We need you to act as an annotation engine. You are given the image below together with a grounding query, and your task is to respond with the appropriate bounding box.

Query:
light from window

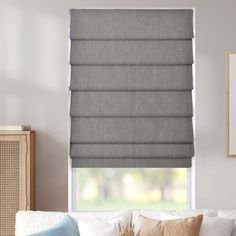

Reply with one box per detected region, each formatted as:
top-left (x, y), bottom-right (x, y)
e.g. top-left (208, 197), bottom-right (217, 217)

top-left (72, 168), bottom-right (188, 211)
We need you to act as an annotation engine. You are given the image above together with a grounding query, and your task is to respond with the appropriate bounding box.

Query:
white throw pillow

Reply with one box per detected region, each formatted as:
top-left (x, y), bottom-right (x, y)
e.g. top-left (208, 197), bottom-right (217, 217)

top-left (78, 217), bottom-right (124, 236)
top-left (200, 216), bottom-right (234, 236)
top-left (161, 212), bottom-right (234, 236)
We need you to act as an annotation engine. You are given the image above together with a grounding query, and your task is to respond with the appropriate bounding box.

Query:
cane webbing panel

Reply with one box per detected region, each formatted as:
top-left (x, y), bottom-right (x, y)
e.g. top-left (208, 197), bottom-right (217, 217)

top-left (0, 141), bottom-right (20, 236)
top-left (70, 9), bottom-right (194, 167)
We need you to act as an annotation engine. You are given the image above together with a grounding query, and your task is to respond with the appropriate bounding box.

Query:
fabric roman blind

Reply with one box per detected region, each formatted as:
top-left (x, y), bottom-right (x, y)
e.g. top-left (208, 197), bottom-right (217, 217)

top-left (70, 9), bottom-right (194, 168)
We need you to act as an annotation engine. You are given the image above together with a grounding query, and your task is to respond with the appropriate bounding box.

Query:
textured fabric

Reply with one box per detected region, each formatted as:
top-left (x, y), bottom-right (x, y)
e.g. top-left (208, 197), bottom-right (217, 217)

top-left (70, 40), bottom-right (193, 65)
top-left (70, 144), bottom-right (194, 158)
top-left (70, 66), bottom-right (193, 91)
top-left (139, 215), bottom-right (203, 236)
top-left (70, 9), bottom-right (193, 40)
top-left (72, 158), bottom-right (191, 168)
top-left (161, 213), bottom-right (234, 236)
top-left (70, 9), bottom-right (194, 167)
top-left (71, 117), bottom-right (193, 143)
top-left (71, 91), bottom-right (193, 117)
top-left (28, 216), bottom-right (80, 236)
top-left (71, 143), bottom-right (193, 167)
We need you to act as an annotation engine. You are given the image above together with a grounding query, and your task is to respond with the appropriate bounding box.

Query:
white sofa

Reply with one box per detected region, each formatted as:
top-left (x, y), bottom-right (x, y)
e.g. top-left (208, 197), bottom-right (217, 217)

top-left (16, 209), bottom-right (236, 236)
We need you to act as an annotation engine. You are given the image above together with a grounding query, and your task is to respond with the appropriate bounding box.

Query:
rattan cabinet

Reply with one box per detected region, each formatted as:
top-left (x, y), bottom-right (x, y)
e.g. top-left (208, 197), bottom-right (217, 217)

top-left (0, 130), bottom-right (35, 236)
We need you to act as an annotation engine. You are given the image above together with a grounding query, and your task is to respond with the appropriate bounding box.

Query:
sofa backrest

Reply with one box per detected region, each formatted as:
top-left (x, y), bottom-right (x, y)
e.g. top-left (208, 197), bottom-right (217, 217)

top-left (15, 210), bottom-right (131, 236)
top-left (16, 209), bottom-right (236, 236)
top-left (217, 210), bottom-right (236, 236)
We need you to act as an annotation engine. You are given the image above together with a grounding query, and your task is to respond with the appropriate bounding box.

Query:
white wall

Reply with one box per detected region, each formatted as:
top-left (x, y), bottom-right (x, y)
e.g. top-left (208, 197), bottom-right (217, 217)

top-left (0, 0), bottom-right (236, 211)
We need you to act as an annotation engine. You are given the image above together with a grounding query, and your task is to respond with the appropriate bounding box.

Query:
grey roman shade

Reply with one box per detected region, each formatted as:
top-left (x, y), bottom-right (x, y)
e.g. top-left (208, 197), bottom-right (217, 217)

top-left (70, 9), bottom-right (194, 168)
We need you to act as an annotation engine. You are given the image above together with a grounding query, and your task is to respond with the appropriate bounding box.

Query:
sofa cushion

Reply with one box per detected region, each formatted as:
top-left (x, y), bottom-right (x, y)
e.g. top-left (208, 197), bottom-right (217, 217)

top-left (132, 209), bottom-right (216, 233)
top-left (28, 215), bottom-right (80, 236)
top-left (78, 216), bottom-right (124, 236)
top-left (15, 211), bottom-right (131, 236)
top-left (138, 214), bottom-right (203, 236)
top-left (162, 212), bottom-right (234, 236)
top-left (199, 217), bottom-right (234, 236)
top-left (217, 210), bottom-right (236, 236)
top-left (132, 209), bottom-right (162, 233)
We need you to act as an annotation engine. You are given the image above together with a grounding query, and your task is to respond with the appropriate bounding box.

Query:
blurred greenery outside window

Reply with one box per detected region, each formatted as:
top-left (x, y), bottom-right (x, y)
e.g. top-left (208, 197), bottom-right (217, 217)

top-left (73, 168), bottom-right (189, 210)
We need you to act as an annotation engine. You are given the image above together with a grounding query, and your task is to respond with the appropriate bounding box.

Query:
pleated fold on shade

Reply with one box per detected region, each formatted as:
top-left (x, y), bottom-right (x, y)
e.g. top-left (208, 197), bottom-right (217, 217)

top-left (70, 9), bottom-right (194, 168)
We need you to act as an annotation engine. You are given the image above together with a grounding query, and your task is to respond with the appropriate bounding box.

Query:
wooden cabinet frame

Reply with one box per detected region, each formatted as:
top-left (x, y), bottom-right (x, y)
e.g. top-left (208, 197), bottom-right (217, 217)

top-left (0, 130), bottom-right (35, 236)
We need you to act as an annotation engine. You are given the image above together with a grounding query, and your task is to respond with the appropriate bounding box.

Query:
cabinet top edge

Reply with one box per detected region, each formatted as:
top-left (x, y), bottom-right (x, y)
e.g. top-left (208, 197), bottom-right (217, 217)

top-left (0, 130), bottom-right (35, 135)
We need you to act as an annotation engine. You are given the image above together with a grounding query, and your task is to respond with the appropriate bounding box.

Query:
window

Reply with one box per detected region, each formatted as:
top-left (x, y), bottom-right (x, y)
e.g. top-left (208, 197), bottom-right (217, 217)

top-left (69, 9), bottom-right (194, 211)
top-left (72, 168), bottom-right (189, 211)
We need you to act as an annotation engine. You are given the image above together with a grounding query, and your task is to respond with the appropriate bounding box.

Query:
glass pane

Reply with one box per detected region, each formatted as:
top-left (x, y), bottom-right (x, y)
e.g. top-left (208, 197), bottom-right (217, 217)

top-left (73, 168), bottom-right (188, 211)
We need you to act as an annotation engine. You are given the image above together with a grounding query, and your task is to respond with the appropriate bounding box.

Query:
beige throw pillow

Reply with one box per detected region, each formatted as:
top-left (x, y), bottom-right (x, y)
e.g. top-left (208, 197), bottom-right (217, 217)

top-left (139, 214), bottom-right (203, 236)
